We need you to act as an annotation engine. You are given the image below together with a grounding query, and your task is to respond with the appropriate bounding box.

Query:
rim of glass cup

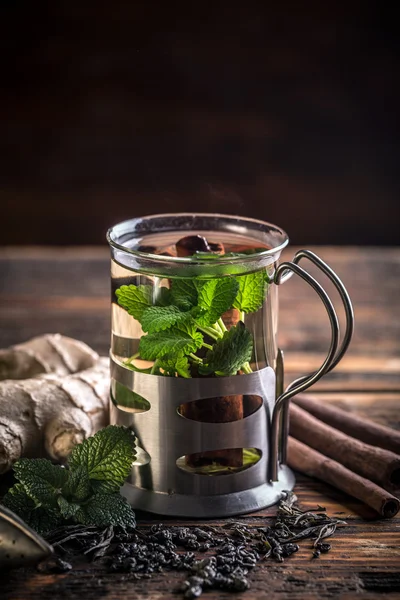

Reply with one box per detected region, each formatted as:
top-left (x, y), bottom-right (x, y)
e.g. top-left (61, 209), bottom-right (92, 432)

top-left (107, 213), bottom-right (289, 265)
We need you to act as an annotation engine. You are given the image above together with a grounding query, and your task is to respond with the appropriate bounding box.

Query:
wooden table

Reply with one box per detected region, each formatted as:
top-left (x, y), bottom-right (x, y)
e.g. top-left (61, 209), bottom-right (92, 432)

top-left (1, 246), bottom-right (399, 599)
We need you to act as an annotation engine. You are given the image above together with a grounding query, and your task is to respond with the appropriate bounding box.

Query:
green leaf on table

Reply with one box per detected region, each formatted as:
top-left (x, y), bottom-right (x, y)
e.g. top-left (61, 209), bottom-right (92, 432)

top-left (199, 322), bottom-right (253, 376)
top-left (62, 466), bottom-right (91, 502)
top-left (138, 324), bottom-right (203, 360)
top-left (157, 354), bottom-right (191, 378)
top-left (68, 425), bottom-right (136, 494)
top-left (170, 279), bottom-right (199, 310)
top-left (196, 277), bottom-right (239, 326)
top-left (115, 284), bottom-right (153, 320)
top-left (2, 483), bottom-right (37, 522)
top-left (3, 426), bottom-right (139, 535)
top-left (57, 496), bottom-right (80, 520)
top-left (233, 270), bottom-right (268, 313)
top-left (2, 483), bottom-right (62, 535)
top-left (13, 458), bottom-right (68, 507)
top-left (75, 493), bottom-right (136, 528)
top-left (26, 507), bottom-right (62, 535)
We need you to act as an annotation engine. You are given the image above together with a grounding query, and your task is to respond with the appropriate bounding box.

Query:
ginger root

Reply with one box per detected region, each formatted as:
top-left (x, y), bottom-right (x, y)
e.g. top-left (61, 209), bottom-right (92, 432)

top-left (0, 335), bottom-right (109, 474)
top-left (0, 333), bottom-right (99, 381)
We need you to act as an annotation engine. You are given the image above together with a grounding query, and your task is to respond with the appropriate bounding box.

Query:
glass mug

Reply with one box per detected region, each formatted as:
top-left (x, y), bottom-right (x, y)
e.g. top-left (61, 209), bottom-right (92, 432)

top-left (107, 213), bottom-right (354, 517)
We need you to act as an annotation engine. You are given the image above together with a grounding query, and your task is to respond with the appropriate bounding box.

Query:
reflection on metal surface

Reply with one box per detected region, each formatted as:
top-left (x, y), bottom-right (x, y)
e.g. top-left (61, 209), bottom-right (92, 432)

top-left (121, 466), bottom-right (295, 518)
top-left (133, 445), bottom-right (151, 466)
top-left (110, 359), bottom-right (294, 516)
top-left (0, 506), bottom-right (53, 569)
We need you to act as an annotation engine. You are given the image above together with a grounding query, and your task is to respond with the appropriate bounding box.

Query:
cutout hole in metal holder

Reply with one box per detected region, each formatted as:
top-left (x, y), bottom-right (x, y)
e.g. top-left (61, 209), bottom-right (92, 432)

top-left (176, 448), bottom-right (262, 476)
top-left (177, 395), bottom-right (263, 422)
top-left (111, 379), bottom-right (151, 413)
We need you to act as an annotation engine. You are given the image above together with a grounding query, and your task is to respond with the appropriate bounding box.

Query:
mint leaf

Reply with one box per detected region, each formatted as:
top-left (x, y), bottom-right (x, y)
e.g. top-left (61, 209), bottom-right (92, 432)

top-left (139, 325), bottom-right (203, 360)
top-left (2, 483), bottom-right (36, 522)
top-left (196, 277), bottom-right (239, 326)
top-left (141, 305), bottom-right (186, 333)
top-left (170, 279), bottom-right (199, 310)
top-left (57, 496), bottom-right (80, 520)
top-left (75, 493), bottom-right (136, 528)
top-left (3, 426), bottom-right (139, 534)
top-left (63, 466), bottom-right (91, 502)
top-left (140, 305), bottom-right (202, 334)
top-left (200, 322), bottom-right (253, 376)
top-left (27, 507), bottom-right (62, 535)
top-left (116, 284), bottom-right (153, 320)
top-left (13, 459), bottom-right (68, 507)
top-left (2, 484), bottom-right (62, 535)
top-left (68, 425), bottom-right (136, 494)
top-left (233, 271), bottom-right (268, 313)
top-left (158, 354), bottom-right (191, 378)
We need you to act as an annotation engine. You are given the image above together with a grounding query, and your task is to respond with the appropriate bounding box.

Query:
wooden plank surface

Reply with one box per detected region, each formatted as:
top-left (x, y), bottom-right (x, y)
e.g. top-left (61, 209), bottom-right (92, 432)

top-left (0, 246), bottom-right (399, 599)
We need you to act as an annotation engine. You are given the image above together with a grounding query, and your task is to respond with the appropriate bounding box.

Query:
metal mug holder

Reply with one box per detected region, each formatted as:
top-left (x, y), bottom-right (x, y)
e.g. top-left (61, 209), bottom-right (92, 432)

top-left (110, 249), bottom-right (354, 517)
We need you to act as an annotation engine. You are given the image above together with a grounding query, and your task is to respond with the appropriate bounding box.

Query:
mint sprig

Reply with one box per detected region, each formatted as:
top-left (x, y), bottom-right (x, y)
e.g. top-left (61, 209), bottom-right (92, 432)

top-left (116, 265), bottom-right (268, 378)
top-left (12, 459), bottom-right (69, 507)
top-left (1, 425), bottom-right (136, 534)
top-left (68, 426), bottom-right (135, 494)
top-left (75, 493), bottom-right (136, 528)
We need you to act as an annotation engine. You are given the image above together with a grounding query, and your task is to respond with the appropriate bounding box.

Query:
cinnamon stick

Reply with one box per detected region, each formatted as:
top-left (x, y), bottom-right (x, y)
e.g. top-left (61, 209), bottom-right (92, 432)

top-left (290, 403), bottom-right (400, 493)
top-left (288, 437), bottom-right (400, 518)
top-left (294, 393), bottom-right (400, 455)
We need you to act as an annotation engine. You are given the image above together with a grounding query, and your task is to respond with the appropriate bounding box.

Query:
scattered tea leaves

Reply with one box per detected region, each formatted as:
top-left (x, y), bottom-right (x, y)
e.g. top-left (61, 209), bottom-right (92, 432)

top-left (42, 491), bottom-right (345, 598)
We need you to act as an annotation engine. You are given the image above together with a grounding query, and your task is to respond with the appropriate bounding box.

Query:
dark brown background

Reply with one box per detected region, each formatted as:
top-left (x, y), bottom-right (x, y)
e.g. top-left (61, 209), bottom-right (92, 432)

top-left (1, 2), bottom-right (399, 245)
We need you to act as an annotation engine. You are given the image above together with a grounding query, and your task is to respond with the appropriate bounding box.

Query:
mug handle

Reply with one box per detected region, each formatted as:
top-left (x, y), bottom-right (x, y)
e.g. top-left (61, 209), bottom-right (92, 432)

top-left (269, 249), bottom-right (355, 481)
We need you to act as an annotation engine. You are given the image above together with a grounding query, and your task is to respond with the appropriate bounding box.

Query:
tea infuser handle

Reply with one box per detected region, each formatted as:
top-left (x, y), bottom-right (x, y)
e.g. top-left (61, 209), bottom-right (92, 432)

top-left (269, 251), bottom-right (354, 481)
